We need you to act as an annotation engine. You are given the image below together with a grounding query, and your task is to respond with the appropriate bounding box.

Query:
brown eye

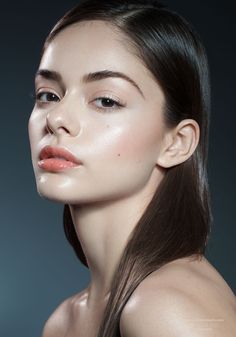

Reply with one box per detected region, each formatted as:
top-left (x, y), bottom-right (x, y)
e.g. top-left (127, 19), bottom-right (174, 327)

top-left (98, 98), bottom-right (117, 107)
top-left (36, 92), bottom-right (60, 103)
top-left (93, 97), bottom-right (124, 111)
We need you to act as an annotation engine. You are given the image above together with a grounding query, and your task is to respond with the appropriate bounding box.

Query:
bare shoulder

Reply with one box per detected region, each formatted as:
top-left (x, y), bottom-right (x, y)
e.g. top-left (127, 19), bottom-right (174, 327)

top-left (120, 255), bottom-right (236, 337)
top-left (41, 289), bottom-right (87, 337)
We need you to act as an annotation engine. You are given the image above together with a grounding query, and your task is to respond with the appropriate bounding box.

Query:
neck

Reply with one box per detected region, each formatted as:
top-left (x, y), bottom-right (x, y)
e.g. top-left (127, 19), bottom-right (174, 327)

top-left (69, 171), bottom-right (163, 306)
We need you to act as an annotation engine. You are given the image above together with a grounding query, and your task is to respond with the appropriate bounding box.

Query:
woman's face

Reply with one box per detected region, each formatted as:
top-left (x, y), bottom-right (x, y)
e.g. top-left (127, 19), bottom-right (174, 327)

top-left (28, 20), bottom-right (166, 204)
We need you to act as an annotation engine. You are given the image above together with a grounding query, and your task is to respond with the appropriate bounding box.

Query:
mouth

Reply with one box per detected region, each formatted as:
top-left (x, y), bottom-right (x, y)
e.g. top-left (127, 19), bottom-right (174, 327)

top-left (38, 145), bottom-right (81, 172)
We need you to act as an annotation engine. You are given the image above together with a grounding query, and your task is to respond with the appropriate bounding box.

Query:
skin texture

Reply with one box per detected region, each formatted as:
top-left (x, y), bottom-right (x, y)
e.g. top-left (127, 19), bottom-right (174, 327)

top-left (28, 21), bottom-right (236, 337)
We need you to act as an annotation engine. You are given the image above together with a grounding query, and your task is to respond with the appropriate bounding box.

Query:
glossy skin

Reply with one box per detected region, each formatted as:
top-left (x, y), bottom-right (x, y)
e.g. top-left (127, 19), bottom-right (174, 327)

top-left (41, 256), bottom-right (236, 337)
top-left (28, 21), bottom-right (236, 337)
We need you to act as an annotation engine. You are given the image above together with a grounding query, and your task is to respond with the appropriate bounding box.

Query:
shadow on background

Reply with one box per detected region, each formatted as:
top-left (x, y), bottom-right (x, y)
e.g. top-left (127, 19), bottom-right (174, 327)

top-left (0, 1), bottom-right (235, 336)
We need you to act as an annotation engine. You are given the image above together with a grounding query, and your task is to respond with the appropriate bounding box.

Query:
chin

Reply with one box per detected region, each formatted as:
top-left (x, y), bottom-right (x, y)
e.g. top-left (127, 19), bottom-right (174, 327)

top-left (34, 172), bottom-right (72, 204)
top-left (36, 185), bottom-right (67, 204)
top-left (35, 175), bottom-right (96, 205)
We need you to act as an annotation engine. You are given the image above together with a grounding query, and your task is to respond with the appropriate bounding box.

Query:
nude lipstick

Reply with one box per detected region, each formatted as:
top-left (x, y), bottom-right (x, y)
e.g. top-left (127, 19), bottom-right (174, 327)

top-left (38, 146), bottom-right (81, 172)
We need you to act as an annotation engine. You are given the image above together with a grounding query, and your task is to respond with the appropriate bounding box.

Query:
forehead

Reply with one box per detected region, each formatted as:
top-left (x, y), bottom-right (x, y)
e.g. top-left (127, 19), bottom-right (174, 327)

top-left (40, 20), bottom-right (161, 95)
top-left (42, 20), bottom-right (138, 68)
top-left (41, 21), bottom-right (139, 72)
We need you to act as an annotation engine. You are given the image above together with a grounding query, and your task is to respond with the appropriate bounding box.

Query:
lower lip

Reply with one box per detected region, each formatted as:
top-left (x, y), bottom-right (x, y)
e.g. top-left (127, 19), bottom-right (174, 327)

top-left (38, 158), bottom-right (80, 172)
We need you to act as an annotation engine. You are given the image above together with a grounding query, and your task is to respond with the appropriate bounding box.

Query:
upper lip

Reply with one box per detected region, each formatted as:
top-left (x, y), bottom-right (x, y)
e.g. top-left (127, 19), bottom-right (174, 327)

top-left (39, 145), bottom-right (81, 164)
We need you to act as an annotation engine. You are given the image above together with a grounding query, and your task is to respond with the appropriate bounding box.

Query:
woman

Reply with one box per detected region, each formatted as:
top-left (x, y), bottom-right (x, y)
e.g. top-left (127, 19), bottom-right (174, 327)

top-left (28, 0), bottom-right (236, 336)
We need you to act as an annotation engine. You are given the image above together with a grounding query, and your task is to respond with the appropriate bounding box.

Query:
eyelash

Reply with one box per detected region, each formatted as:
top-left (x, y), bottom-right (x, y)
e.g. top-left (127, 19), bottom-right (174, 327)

top-left (33, 91), bottom-right (60, 104)
top-left (32, 91), bottom-right (125, 111)
top-left (91, 96), bottom-right (125, 111)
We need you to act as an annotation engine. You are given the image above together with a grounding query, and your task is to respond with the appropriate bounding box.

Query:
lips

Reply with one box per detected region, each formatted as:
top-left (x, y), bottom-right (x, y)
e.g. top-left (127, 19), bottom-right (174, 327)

top-left (38, 145), bottom-right (81, 172)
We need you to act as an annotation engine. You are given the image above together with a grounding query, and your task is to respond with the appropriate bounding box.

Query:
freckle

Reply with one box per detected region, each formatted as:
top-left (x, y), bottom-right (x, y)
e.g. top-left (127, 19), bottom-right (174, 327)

top-left (117, 153), bottom-right (121, 157)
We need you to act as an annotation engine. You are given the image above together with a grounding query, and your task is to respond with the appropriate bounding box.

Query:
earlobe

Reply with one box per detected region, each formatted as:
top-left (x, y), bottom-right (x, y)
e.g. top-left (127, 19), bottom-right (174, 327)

top-left (156, 119), bottom-right (200, 168)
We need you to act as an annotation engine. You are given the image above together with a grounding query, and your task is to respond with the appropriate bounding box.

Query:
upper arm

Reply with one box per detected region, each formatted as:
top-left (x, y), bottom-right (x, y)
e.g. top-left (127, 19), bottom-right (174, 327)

top-left (120, 286), bottom-right (233, 337)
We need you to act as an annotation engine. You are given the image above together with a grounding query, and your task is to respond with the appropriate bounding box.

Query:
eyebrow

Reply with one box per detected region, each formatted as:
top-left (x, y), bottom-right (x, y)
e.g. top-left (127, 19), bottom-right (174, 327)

top-left (82, 70), bottom-right (145, 98)
top-left (35, 69), bottom-right (65, 90)
top-left (35, 69), bottom-right (145, 99)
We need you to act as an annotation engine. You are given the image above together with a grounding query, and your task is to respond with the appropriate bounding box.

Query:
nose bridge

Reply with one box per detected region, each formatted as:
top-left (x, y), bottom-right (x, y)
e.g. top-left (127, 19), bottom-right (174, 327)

top-left (46, 94), bottom-right (81, 136)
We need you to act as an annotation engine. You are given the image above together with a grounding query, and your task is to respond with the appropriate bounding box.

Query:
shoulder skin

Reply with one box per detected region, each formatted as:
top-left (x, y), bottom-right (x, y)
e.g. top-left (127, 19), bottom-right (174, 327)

top-left (41, 296), bottom-right (72, 337)
top-left (41, 290), bottom-right (88, 337)
top-left (119, 258), bottom-right (236, 337)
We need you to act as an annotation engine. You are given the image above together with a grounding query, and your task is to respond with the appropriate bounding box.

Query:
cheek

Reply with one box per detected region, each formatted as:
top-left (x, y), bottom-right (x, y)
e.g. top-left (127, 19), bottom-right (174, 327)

top-left (85, 122), bottom-right (163, 198)
top-left (29, 110), bottom-right (40, 139)
top-left (28, 115), bottom-right (37, 152)
top-left (91, 121), bottom-right (162, 167)
top-left (113, 122), bottom-right (162, 162)
top-left (28, 111), bottom-right (45, 159)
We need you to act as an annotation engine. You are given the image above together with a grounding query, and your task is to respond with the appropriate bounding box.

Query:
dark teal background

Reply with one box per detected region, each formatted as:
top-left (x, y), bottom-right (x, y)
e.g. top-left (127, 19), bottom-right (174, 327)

top-left (0, 1), bottom-right (235, 336)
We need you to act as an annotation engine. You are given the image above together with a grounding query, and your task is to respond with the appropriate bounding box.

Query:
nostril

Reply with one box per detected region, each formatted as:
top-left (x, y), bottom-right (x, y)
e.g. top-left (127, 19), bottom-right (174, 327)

top-left (45, 124), bottom-right (53, 134)
top-left (46, 112), bottom-right (74, 135)
top-left (57, 126), bottom-right (71, 134)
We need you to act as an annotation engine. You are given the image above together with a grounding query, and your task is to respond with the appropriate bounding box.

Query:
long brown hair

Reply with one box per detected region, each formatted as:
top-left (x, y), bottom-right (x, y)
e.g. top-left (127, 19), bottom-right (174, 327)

top-left (43, 1), bottom-right (213, 336)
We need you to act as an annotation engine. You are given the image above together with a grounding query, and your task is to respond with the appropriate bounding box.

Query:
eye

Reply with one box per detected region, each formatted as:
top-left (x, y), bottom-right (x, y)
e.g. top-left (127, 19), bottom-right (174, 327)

top-left (92, 96), bottom-right (125, 111)
top-left (35, 91), bottom-right (60, 103)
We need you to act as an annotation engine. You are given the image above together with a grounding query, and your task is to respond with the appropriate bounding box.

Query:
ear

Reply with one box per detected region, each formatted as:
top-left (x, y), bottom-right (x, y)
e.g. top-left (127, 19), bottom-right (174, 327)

top-left (156, 119), bottom-right (200, 168)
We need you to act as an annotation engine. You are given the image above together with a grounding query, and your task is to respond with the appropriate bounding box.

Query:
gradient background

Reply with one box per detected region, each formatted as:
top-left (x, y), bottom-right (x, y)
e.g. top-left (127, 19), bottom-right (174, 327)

top-left (1, 1), bottom-right (235, 336)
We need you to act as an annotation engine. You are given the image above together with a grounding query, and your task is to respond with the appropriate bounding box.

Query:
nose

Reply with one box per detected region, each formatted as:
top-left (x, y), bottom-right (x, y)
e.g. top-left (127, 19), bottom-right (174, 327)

top-left (46, 101), bottom-right (81, 137)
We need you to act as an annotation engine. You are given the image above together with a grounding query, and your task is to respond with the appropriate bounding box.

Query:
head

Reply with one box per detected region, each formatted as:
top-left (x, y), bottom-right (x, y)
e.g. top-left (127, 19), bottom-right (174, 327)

top-left (28, 1), bottom-right (212, 336)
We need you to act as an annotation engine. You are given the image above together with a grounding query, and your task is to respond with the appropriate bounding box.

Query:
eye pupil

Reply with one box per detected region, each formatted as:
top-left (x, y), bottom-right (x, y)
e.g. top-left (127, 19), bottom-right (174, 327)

top-left (102, 98), bottom-right (114, 107)
top-left (48, 93), bottom-right (58, 101)
top-left (37, 92), bottom-right (60, 102)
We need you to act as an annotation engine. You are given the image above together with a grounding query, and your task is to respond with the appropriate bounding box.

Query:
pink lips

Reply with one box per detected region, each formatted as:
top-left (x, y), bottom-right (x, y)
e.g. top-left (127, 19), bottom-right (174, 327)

top-left (38, 145), bottom-right (81, 172)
